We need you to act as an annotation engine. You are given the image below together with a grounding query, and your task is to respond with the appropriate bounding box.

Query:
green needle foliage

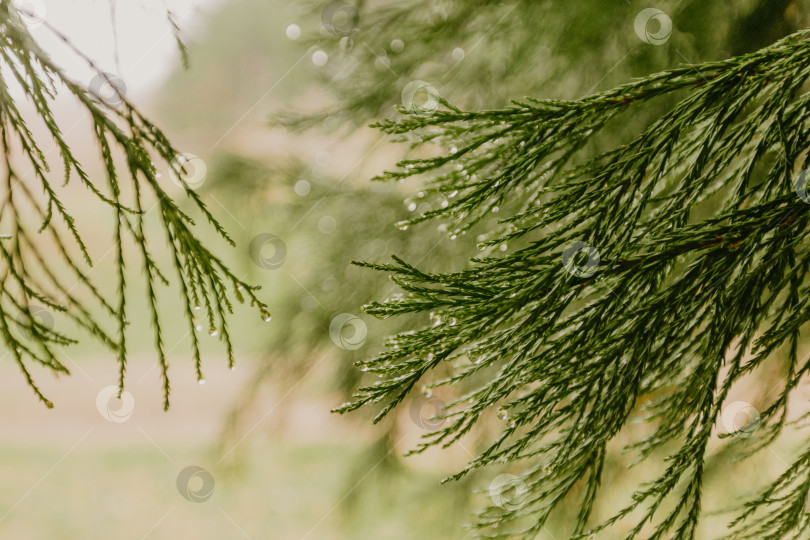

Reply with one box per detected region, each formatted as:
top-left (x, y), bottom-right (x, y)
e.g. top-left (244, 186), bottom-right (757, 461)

top-left (286, 0), bottom-right (806, 129)
top-left (336, 28), bottom-right (810, 538)
top-left (0, 2), bottom-right (269, 408)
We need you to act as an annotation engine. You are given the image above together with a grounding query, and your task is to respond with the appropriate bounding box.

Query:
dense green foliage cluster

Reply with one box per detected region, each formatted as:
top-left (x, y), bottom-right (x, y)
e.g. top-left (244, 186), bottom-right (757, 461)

top-left (338, 26), bottom-right (810, 540)
top-left (312, 5), bottom-right (810, 538)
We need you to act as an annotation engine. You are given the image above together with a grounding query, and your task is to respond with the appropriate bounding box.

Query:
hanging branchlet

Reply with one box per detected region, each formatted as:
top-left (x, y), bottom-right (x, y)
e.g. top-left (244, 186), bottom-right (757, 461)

top-left (337, 29), bottom-right (810, 538)
top-left (0, 2), bottom-right (270, 408)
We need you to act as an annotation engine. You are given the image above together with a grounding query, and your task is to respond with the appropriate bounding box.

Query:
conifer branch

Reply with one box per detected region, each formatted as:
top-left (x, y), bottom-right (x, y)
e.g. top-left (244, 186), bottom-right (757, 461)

top-left (338, 29), bottom-right (810, 538)
top-left (0, 2), bottom-right (269, 407)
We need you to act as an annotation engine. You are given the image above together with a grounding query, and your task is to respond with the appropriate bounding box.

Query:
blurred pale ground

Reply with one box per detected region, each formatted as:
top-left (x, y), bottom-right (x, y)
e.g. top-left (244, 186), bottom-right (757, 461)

top-left (1, 1), bottom-right (808, 539)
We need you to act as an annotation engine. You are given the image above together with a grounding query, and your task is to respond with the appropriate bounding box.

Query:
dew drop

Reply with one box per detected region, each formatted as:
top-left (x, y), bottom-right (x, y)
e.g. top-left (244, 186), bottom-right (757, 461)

top-left (312, 50), bottom-right (328, 67)
top-left (374, 55), bottom-right (390, 71)
top-left (198, 378), bottom-right (206, 385)
top-left (209, 328), bottom-right (218, 337)
top-left (285, 23), bottom-right (301, 40)
top-left (497, 407), bottom-right (508, 420)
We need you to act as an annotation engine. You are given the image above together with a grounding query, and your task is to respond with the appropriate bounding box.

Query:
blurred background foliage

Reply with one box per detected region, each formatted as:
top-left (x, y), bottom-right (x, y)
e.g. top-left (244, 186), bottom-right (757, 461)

top-left (3, 0), bottom-right (810, 538)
